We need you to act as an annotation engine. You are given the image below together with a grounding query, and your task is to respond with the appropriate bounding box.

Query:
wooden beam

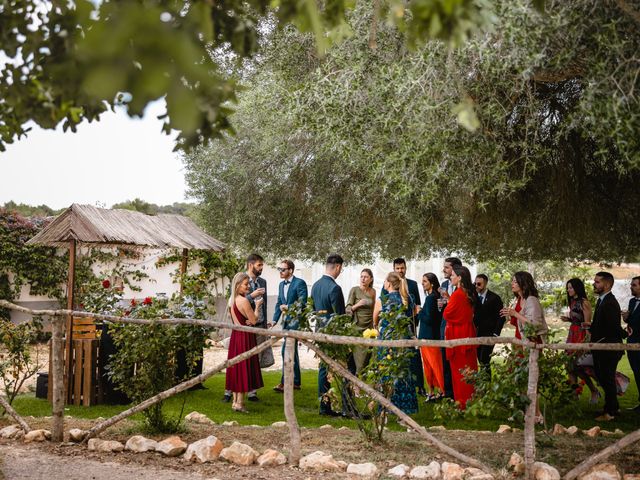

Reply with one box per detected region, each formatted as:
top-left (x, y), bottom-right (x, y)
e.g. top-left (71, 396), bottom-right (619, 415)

top-left (51, 315), bottom-right (65, 441)
top-left (179, 248), bottom-right (188, 295)
top-left (284, 338), bottom-right (301, 464)
top-left (65, 239), bottom-right (76, 404)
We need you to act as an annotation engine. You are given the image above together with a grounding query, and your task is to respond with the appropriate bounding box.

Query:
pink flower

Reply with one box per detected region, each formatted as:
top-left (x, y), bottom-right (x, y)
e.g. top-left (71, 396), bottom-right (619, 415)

top-left (102, 279), bottom-right (111, 289)
top-left (143, 297), bottom-right (153, 305)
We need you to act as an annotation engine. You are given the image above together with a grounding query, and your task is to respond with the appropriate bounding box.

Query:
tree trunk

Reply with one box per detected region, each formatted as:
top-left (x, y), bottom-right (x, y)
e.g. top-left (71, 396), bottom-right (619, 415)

top-left (51, 315), bottom-right (65, 442)
top-left (283, 338), bottom-right (301, 464)
top-left (524, 348), bottom-right (540, 480)
top-left (0, 394), bottom-right (30, 432)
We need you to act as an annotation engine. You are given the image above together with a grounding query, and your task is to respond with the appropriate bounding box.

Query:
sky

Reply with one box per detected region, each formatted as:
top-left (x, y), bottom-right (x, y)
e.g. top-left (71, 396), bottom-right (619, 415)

top-left (0, 100), bottom-right (189, 210)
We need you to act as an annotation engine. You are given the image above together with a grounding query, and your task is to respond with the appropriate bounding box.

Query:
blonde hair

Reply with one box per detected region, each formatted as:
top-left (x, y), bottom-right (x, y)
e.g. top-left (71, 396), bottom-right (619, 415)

top-left (386, 272), bottom-right (409, 307)
top-left (228, 272), bottom-right (249, 311)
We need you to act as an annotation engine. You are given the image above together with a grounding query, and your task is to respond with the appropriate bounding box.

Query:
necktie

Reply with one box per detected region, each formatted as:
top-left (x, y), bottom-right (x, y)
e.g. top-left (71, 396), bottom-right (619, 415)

top-left (632, 298), bottom-right (639, 313)
top-left (478, 295), bottom-right (484, 305)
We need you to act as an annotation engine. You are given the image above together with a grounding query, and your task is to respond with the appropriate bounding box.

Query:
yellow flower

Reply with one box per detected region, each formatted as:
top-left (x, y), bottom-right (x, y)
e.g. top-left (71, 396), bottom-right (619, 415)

top-left (362, 328), bottom-right (379, 339)
top-left (386, 354), bottom-right (392, 360)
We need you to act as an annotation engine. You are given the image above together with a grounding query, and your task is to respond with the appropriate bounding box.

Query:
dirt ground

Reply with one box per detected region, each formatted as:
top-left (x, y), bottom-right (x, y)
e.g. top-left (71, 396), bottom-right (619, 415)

top-left (1, 416), bottom-right (639, 480)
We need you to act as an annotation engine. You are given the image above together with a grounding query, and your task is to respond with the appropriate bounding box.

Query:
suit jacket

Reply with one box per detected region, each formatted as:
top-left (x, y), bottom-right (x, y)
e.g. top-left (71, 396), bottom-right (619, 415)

top-left (273, 276), bottom-right (308, 329)
top-left (473, 290), bottom-right (504, 337)
top-left (625, 297), bottom-right (640, 342)
top-left (590, 292), bottom-right (623, 343)
top-left (381, 277), bottom-right (420, 313)
top-left (311, 275), bottom-right (345, 330)
top-left (246, 276), bottom-right (267, 326)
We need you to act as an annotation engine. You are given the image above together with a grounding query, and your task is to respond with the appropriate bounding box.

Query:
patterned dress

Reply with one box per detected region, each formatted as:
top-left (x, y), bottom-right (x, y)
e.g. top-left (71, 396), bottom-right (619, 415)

top-left (378, 291), bottom-right (418, 415)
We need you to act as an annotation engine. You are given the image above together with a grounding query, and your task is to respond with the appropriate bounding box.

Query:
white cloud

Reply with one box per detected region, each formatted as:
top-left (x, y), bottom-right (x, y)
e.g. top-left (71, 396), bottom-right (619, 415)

top-left (0, 100), bottom-right (189, 209)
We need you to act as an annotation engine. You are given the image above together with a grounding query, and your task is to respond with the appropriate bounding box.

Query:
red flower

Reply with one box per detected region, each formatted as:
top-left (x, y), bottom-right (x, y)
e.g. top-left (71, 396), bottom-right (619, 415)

top-left (143, 297), bottom-right (153, 305)
top-left (102, 279), bottom-right (111, 289)
top-left (130, 299), bottom-right (137, 306)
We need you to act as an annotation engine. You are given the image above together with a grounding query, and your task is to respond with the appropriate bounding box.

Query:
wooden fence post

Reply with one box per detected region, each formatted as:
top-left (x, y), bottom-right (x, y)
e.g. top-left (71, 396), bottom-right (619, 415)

top-left (524, 347), bottom-right (540, 479)
top-left (51, 314), bottom-right (65, 442)
top-left (283, 338), bottom-right (301, 464)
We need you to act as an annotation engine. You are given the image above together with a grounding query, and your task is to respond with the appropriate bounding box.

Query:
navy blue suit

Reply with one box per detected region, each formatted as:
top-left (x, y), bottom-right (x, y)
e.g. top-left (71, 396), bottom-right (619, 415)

top-left (625, 297), bottom-right (640, 403)
top-left (274, 276), bottom-right (308, 386)
top-left (311, 275), bottom-right (346, 414)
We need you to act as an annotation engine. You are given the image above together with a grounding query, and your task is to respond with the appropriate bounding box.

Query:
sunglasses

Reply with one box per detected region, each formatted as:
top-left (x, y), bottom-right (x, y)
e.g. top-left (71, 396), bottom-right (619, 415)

top-left (277, 267), bottom-right (290, 272)
top-left (474, 282), bottom-right (483, 286)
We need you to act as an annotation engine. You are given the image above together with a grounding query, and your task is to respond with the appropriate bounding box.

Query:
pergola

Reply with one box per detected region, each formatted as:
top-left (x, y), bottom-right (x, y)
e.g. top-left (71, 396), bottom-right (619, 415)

top-left (27, 203), bottom-right (225, 403)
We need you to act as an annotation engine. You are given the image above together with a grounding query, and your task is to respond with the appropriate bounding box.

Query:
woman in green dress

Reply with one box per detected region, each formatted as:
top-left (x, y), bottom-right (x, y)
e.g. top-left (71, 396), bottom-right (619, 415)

top-left (346, 268), bottom-right (376, 374)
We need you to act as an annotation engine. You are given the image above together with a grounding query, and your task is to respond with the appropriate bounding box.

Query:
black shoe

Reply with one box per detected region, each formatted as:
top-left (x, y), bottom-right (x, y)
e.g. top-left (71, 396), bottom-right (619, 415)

top-left (222, 394), bottom-right (232, 403)
top-left (319, 409), bottom-right (341, 417)
top-left (627, 404), bottom-right (640, 412)
top-left (248, 395), bottom-right (259, 402)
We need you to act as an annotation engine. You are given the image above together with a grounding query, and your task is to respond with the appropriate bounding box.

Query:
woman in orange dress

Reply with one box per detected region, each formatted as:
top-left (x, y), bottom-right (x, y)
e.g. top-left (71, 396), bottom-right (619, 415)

top-left (444, 265), bottom-right (478, 409)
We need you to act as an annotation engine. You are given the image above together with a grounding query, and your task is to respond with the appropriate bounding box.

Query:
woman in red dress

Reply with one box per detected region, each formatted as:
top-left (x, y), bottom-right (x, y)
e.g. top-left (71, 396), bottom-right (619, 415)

top-left (226, 272), bottom-right (264, 412)
top-left (444, 265), bottom-right (478, 409)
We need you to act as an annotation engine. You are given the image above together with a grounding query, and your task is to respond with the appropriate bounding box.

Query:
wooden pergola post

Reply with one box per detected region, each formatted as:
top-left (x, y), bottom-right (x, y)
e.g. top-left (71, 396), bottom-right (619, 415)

top-left (65, 239), bottom-right (77, 403)
top-left (179, 248), bottom-right (189, 295)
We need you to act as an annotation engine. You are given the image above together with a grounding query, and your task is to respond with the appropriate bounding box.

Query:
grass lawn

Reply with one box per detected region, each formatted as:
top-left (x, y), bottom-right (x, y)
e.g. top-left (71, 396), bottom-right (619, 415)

top-left (11, 356), bottom-right (640, 434)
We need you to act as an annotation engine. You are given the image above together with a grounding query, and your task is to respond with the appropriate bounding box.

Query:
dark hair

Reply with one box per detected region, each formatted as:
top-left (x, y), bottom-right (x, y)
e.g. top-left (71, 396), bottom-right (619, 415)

top-left (475, 273), bottom-right (489, 283)
top-left (393, 257), bottom-right (407, 267)
top-left (633, 276), bottom-right (640, 283)
top-left (595, 271), bottom-right (614, 286)
top-left (444, 257), bottom-right (462, 267)
top-left (423, 272), bottom-right (441, 297)
top-left (453, 265), bottom-right (476, 305)
top-left (566, 278), bottom-right (587, 304)
top-left (326, 254), bottom-right (344, 266)
top-left (282, 259), bottom-right (295, 271)
top-left (247, 253), bottom-right (264, 264)
top-left (513, 271), bottom-right (539, 299)
top-left (361, 268), bottom-right (374, 287)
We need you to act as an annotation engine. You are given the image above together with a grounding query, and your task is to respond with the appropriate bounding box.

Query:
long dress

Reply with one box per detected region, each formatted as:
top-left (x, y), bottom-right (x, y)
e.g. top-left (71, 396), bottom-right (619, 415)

top-left (418, 292), bottom-right (444, 393)
top-left (444, 288), bottom-right (477, 409)
top-left (378, 291), bottom-right (418, 414)
top-left (225, 302), bottom-right (264, 393)
top-left (347, 286), bottom-right (375, 374)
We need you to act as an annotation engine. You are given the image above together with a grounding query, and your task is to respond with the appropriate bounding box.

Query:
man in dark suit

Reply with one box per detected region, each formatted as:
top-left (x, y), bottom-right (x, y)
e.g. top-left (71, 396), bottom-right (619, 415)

top-left (311, 254), bottom-right (346, 416)
top-left (623, 276), bottom-right (640, 411)
top-left (589, 271), bottom-right (624, 421)
top-left (272, 259), bottom-right (307, 392)
top-left (473, 274), bottom-right (504, 372)
top-left (439, 257), bottom-right (462, 399)
top-left (224, 253), bottom-right (267, 403)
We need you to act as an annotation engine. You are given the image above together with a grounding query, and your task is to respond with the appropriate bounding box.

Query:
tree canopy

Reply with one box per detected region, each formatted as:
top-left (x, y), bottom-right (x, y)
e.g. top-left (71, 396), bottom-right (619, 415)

top-left (0, 0), bottom-right (500, 151)
top-left (183, 0), bottom-right (640, 262)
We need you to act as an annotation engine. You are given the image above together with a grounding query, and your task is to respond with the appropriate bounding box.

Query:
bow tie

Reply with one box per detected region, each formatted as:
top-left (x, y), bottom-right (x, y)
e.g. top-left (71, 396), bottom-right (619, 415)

top-left (284, 280), bottom-right (290, 285)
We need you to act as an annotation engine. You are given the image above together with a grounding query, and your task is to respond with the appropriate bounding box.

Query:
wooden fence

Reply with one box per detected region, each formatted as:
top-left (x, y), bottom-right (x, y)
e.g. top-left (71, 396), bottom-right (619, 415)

top-left (1, 299), bottom-right (639, 480)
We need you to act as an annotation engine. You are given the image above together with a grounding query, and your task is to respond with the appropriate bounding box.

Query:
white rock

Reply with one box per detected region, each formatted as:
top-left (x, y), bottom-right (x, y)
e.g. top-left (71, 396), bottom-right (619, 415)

top-left (257, 449), bottom-right (287, 467)
top-left (347, 462), bottom-right (378, 477)
top-left (410, 461), bottom-right (441, 479)
top-left (428, 425), bottom-right (447, 431)
top-left (339, 426), bottom-right (350, 431)
top-left (184, 436), bottom-right (223, 463)
top-left (299, 451), bottom-right (346, 472)
top-left (0, 425), bottom-right (23, 439)
top-left (87, 438), bottom-right (124, 452)
top-left (623, 475), bottom-right (640, 480)
top-left (614, 429), bottom-right (624, 435)
top-left (552, 424), bottom-right (566, 435)
top-left (125, 435), bottom-right (158, 453)
top-left (577, 463), bottom-right (621, 480)
top-left (220, 441), bottom-right (259, 466)
top-left (319, 424), bottom-right (333, 429)
top-left (388, 464), bottom-right (411, 478)
top-left (271, 421), bottom-right (287, 428)
top-left (584, 426), bottom-right (601, 438)
top-left (566, 426), bottom-right (579, 435)
top-left (497, 425), bottom-right (512, 434)
top-left (68, 429), bottom-right (87, 443)
top-left (442, 462), bottom-right (465, 480)
top-left (222, 420), bottom-right (238, 427)
top-left (533, 462), bottom-right (561, 480)
top-left (24, 429), bottom-right (51, 443)
top-left (508, 453), bottom-right (525, 475)
top-left (465, 467), bottom-right (494, 480)
top-left (185, 411), bottom-right (215, 425)
top-left (156, 436), bottom-right (187, 457)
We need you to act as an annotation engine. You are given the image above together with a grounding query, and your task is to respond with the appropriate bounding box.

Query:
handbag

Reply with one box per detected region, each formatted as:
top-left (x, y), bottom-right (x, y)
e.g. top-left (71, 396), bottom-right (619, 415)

top-left (256, 329), bottom-right (275, 368)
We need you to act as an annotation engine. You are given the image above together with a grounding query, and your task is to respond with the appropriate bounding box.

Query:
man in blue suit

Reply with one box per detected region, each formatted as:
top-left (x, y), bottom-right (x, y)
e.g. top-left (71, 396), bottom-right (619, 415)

top-left (272, 259), bottom-right (307, 392)
top-left (311, 253), bottom-right (345, 416)
top-left (624, 276), bottom-right (640, 411)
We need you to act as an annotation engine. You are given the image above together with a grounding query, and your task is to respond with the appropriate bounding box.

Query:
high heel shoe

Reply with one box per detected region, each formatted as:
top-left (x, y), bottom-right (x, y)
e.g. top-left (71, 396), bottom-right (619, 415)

top-left (589, 390), bottom-right (602, 405)
top-left (232, 405), bottom-right (249, 413)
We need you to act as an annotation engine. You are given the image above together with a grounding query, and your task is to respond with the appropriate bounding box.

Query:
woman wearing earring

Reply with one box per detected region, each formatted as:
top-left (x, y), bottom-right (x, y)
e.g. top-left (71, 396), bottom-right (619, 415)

top-left (418, 273), bottom-right (444, 401)
top-left (443, 265), bottom-right (478, 409)
top-left (346, 268), bottom-right (376, 375)
top-left (226, 272), bottom-right (264, 413)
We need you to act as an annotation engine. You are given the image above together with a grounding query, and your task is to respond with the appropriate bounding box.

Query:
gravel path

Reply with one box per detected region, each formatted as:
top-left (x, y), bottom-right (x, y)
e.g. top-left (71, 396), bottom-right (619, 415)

top-left (0, 444), bottom-right (215, 480)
